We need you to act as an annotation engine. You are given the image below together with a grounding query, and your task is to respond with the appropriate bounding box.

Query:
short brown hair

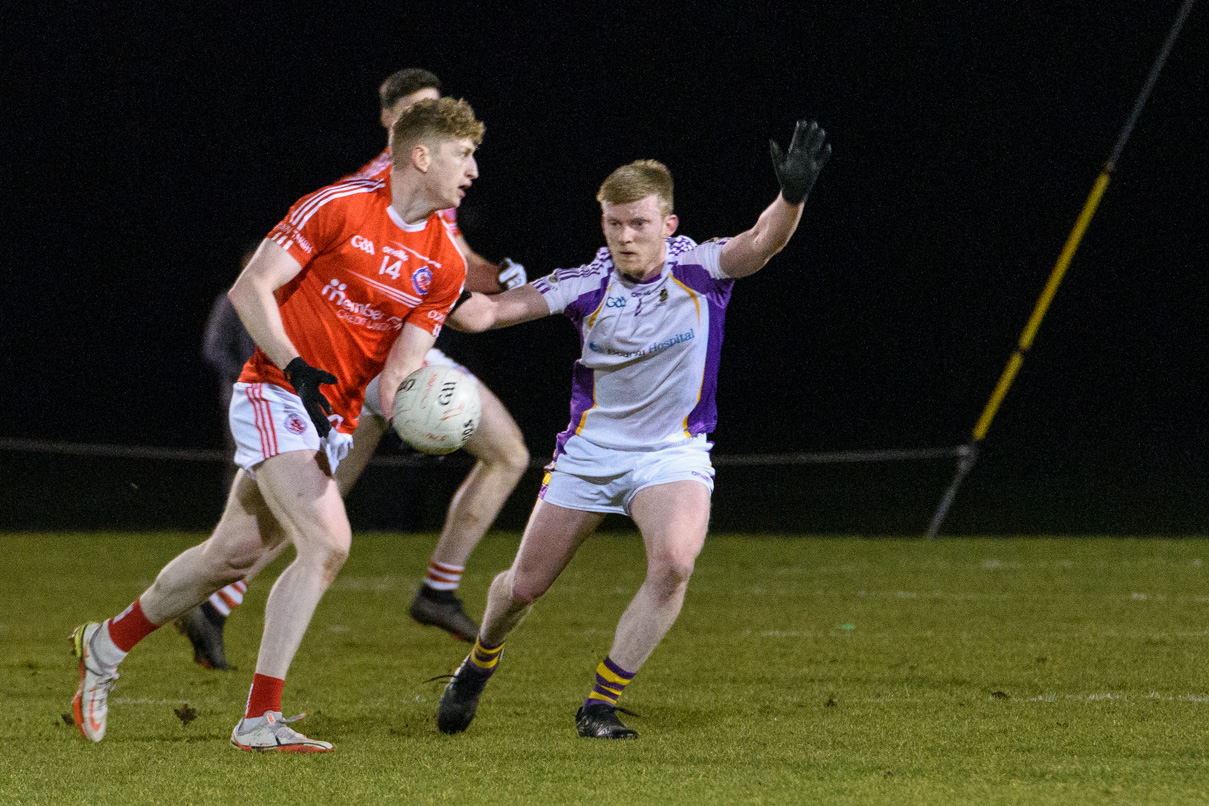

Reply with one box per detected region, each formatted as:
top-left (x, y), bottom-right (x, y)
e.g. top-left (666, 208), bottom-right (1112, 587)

top-left (379, 68), bottom-right (442, 110)
top-left (390, 98), bottom-right (485, 167)
top-left (596, 160), bottom-right (674, 216)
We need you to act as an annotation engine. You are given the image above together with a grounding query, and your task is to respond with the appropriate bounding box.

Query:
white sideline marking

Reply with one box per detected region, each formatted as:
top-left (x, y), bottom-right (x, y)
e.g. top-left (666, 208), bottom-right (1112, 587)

top-left (852, 590), bottom-right (1012, 600)
top-left (752, 588), bottom-right (1204, 603)
top-left (111, 697), bottom-right (220, 705)
top-left (328, 576), bottom-right (401, 592)
top-left (751, 628), bottom-right (1209, 640)
top-left (1027, 693), bottom-right (1209, 703)
top-left (835, 692), bottom-right (1209, 704)
top-left (770, 558), bottom-right (1204, 576)
top-left (760, 630), bottom-right (818, 637)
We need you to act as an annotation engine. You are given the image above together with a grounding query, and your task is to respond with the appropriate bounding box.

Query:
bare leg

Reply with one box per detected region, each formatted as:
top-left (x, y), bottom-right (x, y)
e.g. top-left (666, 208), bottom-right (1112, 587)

top-left (141, 470), bottom-right (284, 624)
top-left (72, 470), bottom-right (286, 744)
top-left (606, 481), bottom-right (710, 672)
top-left (430, 383), bottom-right (529, 567)
top-left (478, 500), bottom-right (604, 645)
top-left (230, 412), bottom-right (385, 587)
top-left (437, 499), bottom-right (605, 734)
top-left (250, 450), bottom-right (351, 679)
top-left (334, 411), bottom-right (389, 498)
top-left (201, 383), bottom-right (527, 649)
top-left (224, 412), bottom-right (386, 588)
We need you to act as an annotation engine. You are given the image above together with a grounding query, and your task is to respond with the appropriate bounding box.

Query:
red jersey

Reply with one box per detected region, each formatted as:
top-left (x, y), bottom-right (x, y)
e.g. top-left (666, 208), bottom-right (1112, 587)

top-left (350, 149), bottom-right (461, 237)
top-left (239, 174), bottom-right (466, 433)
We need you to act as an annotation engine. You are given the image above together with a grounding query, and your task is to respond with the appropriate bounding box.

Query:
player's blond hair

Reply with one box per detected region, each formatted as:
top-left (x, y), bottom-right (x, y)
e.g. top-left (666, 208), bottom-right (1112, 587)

top-left (596, 160), bottom-right (674, 216)
top-left (391, 97), bottom-right (484, 166)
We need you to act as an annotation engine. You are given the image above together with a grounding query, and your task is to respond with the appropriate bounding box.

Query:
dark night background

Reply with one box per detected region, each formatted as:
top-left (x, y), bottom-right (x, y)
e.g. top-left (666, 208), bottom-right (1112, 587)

top-left (2, 2), bottom-right (1205, 534)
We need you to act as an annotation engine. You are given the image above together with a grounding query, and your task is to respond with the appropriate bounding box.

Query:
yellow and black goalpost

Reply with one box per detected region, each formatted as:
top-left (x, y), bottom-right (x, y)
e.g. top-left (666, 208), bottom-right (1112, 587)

top-left (926, 0), bottom-right (1199, 538)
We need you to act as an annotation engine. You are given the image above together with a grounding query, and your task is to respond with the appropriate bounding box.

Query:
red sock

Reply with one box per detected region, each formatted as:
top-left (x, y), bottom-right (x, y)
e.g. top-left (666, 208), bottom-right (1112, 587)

top-left (245, 673), bottom-right (285, 718)
top-left (106, 598), bottom-right (160, 652)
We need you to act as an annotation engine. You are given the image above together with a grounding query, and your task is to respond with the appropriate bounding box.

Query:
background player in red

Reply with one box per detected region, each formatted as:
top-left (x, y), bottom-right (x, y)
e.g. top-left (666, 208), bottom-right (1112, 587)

top-left (70, 97), bottom-right (485, 752)
top-left (177, 69), bottom-right (531, 670)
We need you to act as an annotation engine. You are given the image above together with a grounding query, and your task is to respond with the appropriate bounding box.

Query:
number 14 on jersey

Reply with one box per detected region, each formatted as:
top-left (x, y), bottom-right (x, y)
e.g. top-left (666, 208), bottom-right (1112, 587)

top-left (380, 255), bottom-right (403, 279)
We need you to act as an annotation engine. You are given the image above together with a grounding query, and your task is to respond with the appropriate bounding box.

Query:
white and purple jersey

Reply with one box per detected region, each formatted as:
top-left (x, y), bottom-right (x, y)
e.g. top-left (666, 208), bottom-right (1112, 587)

top-left (534, 235), bottom-right (734, 458)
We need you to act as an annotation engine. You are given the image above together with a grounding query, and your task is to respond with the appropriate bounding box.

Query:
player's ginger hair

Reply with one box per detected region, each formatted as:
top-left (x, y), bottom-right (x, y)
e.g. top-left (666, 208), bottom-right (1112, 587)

top-left (390, 97), bottom-right (484, 166)
top-left (597, 160), bottom-right (674, 216)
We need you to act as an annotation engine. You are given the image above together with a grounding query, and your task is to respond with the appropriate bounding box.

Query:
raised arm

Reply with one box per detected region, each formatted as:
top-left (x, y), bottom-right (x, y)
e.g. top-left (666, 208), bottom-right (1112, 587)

top-left (446, 284), bottom-right (549, 333)
top-left (719, 120), bottom-right (831, 279)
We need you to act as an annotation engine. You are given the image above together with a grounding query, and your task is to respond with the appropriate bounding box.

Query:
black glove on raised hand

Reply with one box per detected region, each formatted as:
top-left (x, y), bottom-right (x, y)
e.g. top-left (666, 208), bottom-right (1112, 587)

top-left (283, 357), bottom-right (337, 438)
top-left (769, 119), bottom-right (832, 205)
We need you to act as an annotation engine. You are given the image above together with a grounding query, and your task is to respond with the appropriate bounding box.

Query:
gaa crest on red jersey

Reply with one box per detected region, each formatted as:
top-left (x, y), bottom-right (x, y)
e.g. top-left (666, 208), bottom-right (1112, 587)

top-left (411, 267), bottom-right (433, 296)
top-left (285, 414), bottom-right (309, 435)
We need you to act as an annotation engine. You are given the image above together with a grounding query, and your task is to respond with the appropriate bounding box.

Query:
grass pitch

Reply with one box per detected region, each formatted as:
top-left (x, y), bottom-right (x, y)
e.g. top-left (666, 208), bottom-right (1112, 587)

top-left (2, 532), bottom-right (1208, 804)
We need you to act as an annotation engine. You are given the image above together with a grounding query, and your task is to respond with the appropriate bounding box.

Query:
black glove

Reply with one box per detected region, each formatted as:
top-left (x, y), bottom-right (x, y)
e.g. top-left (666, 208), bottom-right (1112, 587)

top-left (769, 119), bottom-right (832, 205)
top-left (283, 357), bottom-right (337, 438)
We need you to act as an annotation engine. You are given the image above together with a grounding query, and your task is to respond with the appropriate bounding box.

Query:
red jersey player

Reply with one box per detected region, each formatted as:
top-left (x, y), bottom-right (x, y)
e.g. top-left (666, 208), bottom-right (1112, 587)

top-left (70, 97), bottom-right (485, 752)
top-left (338, 73), bottom-right (530, 642)
top-left (178, 70), bottom-right (531, 671)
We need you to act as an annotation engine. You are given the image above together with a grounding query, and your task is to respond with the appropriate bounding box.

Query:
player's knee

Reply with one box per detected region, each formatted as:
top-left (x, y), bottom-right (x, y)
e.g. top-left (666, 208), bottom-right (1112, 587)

top-left (216, 554), bottom-right (257, 583)
top-left (649, 553), bottom-right (696, 594)
top-left (502, 441), bottom-right (530, 479)
top-left (320, 546), bottom-right (349, 585)
top-left (320, 532), bottom-right (351, 570)
top-left (508, 574), bottom-right (550, 606)
top-left (296, 533), bottom-right (350, 584)
top-left (304, 542), bottom-right (349, 586)
top-left (479, 436), bottom-right (529, 480)
top-left (489, 569), bottom-right (513, 599)
top-left (200, 540), bottom-right (258, 583)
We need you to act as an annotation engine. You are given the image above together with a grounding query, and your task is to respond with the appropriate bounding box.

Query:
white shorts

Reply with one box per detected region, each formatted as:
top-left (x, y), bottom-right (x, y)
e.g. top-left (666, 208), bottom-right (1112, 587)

top-left (361, 348), bottom-right (470, 420)
top-left (539, 435), bottom-right (715, 517)
top-left (229, 381), bottom-right (351, 474)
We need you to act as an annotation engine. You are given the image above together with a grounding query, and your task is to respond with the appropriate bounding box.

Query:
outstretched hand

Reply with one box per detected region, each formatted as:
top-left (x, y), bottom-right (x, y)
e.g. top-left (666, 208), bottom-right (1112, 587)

top-left (770, 120), bottom-right (831, 205)
top-left (497, 258), bottom-right (528, 290)
top-left (283, 357), bottom-right (337, 438)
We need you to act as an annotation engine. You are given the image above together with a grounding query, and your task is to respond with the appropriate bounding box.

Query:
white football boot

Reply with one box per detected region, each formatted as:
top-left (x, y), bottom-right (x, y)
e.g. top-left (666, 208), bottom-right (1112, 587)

top-left (231, 711), bottom-right (333, 753)
top-left (70, 622), bottom-right (119, 742)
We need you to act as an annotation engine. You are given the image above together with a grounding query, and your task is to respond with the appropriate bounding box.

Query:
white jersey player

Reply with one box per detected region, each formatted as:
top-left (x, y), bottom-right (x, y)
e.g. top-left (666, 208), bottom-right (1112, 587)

top-left (530, 235), bottom-right (726, 510)
top-left (435, 119), bottom-right (832, 740)
top-left (536, 234), bottom-right (721, 449)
